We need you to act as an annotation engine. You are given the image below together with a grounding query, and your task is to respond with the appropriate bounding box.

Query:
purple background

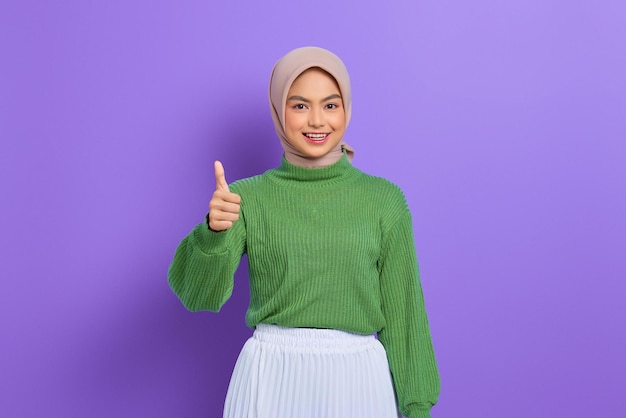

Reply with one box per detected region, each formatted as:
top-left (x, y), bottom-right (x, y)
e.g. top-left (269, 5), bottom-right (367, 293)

top-left (2, 1), bottom-right (625, 417)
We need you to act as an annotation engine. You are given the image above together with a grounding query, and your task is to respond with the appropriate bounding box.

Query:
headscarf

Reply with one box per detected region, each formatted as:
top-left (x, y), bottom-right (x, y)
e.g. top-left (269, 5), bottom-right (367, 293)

top-left (269, 46), bottom-right (354, 168)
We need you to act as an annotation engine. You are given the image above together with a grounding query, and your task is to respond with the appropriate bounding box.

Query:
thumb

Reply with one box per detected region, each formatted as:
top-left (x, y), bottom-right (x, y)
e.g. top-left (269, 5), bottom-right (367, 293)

top-left (214, 160), bottom-right (229, 191)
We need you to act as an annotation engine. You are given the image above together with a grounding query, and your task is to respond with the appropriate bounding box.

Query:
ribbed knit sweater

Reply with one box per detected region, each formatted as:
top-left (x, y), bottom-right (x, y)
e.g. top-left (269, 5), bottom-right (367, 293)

top-left (168, 154), bottom-right (440, 418)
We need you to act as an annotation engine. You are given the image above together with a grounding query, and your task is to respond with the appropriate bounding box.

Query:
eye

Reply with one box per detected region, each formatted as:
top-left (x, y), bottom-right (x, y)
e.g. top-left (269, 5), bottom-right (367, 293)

top-left (325, 103), bottom-right (339, 110)
top-left (293, 103), bottom-right (307, 110)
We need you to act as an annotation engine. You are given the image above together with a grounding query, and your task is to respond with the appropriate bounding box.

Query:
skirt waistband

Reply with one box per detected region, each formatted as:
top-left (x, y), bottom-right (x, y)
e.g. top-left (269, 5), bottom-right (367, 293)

top-left (253, 324), bottom-right (376, 351)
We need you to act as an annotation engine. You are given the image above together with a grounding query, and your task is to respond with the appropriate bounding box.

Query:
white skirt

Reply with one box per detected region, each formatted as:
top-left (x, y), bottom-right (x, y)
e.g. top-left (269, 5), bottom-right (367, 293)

top-left (223, 324), bottom-right (401, 418)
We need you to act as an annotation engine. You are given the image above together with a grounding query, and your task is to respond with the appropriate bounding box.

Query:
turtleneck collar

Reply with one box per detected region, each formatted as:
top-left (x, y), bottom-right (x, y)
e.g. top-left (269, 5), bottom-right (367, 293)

top-left (267, 152), bottom-right (359, 188)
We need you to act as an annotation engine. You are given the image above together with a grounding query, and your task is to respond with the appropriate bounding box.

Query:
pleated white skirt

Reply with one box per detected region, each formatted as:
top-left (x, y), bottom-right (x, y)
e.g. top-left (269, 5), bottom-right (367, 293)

top-left (223, 324), bottom-right (401, 418)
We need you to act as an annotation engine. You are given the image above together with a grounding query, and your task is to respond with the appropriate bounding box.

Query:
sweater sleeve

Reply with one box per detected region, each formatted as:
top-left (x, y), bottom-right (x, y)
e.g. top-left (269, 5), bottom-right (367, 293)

top-left (377, 208), bottom-right (440, 418)
top-left (167, 209), bottom-right (246, 312)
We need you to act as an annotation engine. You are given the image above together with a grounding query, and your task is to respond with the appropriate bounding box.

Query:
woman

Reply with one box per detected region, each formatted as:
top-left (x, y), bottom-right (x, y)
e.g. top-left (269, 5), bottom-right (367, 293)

top-left (168, 46), bottom-right (440, 418)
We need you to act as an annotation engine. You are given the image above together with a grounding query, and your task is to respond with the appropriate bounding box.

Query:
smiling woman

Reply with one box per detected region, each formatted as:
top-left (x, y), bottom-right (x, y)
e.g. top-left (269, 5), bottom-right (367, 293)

top-left (268, 46), bottom-right (355, 169)
top-left (168, 46), bottom-right (440, 418)
top-left (283, 68), bottom-right (347, 159)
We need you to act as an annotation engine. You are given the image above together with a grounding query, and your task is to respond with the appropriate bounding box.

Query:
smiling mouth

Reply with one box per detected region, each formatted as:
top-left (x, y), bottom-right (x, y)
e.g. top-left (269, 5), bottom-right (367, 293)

top-left (303, 133), bottom-right (330, 143)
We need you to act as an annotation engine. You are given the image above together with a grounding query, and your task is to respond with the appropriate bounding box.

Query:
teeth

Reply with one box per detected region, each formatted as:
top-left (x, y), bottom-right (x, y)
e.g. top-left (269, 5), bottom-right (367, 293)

top-left (305, 133), bottom-right (327, 139)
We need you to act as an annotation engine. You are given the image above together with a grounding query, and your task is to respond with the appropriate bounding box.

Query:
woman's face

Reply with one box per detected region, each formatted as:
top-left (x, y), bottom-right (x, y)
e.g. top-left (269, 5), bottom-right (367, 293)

top-left (284, 68), bottom-right (346, 159)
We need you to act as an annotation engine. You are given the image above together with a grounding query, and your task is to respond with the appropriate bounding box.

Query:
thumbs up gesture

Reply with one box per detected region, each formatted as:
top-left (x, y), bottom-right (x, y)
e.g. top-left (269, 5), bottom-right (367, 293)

top-left (208, 161), bottom-right (241, 231)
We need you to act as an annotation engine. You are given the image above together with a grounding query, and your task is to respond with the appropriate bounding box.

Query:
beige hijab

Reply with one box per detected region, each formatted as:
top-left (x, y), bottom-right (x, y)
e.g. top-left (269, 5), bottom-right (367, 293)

top-left (269, 46), bottom-right (354, 168)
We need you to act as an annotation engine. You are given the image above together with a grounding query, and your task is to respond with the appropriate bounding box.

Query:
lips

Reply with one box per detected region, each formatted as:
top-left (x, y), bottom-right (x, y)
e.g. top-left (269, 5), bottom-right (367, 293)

top-left (303, 132), bottom-right (330, 144)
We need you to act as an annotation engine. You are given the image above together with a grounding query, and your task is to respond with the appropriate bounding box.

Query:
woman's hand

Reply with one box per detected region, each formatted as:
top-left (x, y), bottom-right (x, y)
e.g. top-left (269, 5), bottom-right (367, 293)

top-left (208, 161), bottom-right (241, 231)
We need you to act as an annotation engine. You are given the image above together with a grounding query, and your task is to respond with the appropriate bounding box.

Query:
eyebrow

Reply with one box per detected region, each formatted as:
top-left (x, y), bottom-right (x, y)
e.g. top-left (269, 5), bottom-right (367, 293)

top-left (287, 94), bottom-right (342, 103)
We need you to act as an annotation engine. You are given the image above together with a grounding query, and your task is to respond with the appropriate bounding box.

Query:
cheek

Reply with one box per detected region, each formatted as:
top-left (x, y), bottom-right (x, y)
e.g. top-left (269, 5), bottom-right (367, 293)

top-left (285, 112), bottom-right (303, 132)
top-left (330, 113), bottom-right (346, 130)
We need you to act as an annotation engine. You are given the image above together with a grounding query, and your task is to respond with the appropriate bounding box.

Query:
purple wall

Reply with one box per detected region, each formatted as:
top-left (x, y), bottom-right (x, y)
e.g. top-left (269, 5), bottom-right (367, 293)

top-left (2, 1), bottom-right (625, 417)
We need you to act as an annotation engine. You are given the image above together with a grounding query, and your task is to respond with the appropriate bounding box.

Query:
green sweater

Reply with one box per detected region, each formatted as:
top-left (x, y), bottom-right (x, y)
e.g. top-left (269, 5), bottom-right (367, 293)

top-left (168, 154), bottom-right (440, 418)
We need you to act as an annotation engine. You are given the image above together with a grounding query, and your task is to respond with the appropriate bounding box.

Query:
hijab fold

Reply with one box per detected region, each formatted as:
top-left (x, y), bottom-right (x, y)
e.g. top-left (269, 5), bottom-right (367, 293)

top-left (269, 46), bottom-right (354, 168)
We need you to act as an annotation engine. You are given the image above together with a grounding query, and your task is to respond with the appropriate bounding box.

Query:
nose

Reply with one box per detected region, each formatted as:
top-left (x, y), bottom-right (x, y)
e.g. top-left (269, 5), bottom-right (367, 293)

top-left (308, 108), bottom-right (324, 128)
